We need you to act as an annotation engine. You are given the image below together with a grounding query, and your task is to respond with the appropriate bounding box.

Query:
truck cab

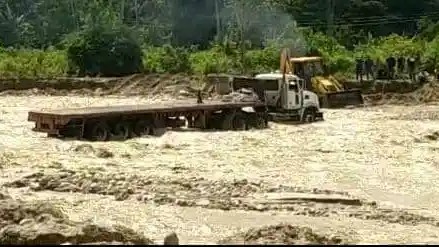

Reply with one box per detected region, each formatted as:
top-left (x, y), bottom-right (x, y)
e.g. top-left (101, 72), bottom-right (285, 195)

top-left (254, 72), bottom-right (320, 111)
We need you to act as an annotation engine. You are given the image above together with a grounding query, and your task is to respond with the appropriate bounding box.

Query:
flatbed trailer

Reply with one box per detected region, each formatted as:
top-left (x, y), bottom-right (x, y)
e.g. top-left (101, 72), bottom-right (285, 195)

top-left (28, 99), bottom-right (268, 141)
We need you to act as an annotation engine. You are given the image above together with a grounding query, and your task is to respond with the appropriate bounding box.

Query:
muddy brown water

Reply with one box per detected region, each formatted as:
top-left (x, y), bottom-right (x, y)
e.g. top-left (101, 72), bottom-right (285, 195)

top-left (0, 95), bottom-right (439, 244)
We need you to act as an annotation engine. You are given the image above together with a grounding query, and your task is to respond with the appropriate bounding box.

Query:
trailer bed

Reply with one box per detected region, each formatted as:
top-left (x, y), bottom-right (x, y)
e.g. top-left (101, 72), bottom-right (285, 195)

top-left (29, 99), bottom-right (264, 119)
top-left (27, 99), bottom-right (269, 140)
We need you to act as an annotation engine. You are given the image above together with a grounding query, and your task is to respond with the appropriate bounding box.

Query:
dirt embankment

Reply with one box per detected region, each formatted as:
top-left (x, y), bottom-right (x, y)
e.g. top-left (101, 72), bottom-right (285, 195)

top-left (363, 82), bottom-right (439, 105)
top-left (1, 74), bottom-right (438, 106)
top-left (344, 79), bottom-right (422, 94)
top-left (0, 74), bottom-right (206, 97)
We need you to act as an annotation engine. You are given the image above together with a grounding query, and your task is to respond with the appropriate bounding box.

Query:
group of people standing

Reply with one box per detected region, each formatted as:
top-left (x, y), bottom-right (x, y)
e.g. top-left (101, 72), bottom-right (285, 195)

top-left (355, 56), bottom-right (419, 81)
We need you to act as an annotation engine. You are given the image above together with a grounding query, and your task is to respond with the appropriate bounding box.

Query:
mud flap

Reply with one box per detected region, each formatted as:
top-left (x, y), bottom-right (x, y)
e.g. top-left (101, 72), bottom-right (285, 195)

top-left (320, 89), bottom-right (364, 108)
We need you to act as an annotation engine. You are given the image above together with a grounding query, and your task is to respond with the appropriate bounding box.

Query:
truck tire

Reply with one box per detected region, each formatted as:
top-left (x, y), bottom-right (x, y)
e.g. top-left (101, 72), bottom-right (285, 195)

top-left (86, 121), bottom-right (110, 141)
top-left (303, 108), bottom-right (316, 123)
top-left (222, 111), bottom-right (247, 130)
top-left (133, 120), bottom-right (152, 137)
top-left (112, 121), bottom-right (131, 140)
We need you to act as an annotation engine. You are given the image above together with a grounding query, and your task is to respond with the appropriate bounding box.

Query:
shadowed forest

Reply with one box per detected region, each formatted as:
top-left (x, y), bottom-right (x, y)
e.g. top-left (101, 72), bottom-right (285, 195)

top-left (1, 0), bottom-right (439, 77)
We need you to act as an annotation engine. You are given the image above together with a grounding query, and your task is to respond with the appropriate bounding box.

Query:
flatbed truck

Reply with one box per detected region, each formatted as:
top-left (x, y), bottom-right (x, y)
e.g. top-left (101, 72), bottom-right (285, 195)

top-left (28, 97), bottom-right (269, 141)
top-left (28, 51), bottom-right (324, 142)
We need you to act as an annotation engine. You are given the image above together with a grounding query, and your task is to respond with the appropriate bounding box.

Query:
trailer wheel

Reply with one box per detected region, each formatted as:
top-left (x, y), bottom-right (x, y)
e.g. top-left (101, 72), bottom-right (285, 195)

top-left (254, 115), bottom-right (267, 129)
top-left (151, 119), bottom-right (167, 137)
top-left (133, 120), bottom-right (152, 137)
top-left (112, 121), bottom-right (131, 140)
top-left (235, 112), bottom-right (248, 130)
top-left (222, 111), bottom-right (247, 130)
top-left (86, 121), bottom-right (110, 141)
top-left (151, 128), bottom-right (166, 137)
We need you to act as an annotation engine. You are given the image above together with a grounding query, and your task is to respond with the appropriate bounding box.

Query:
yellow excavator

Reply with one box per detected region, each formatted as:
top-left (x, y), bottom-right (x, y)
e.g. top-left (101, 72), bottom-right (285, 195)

top-left (286, 56), bottom-right (364, 108)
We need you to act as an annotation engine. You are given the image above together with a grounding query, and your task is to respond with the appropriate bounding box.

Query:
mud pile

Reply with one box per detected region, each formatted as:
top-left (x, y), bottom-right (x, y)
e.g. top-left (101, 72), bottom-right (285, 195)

top-left (217, 88), bottom-right (260, 103)
top-left (219, 224), bottom-right (347, 244)
top-left (0, 191), bottom-right (152, 245)
top-left (5, 170), bottom-right (439, 227)
top-left (364, 82), bottom-right (439, 105)
top-left (0, 74), bottom-right (204, 97)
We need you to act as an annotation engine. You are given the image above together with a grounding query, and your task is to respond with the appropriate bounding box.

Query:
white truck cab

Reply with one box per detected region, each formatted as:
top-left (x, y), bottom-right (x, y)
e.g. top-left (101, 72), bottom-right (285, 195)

top-left (254, 72), bottom-right (320, 111)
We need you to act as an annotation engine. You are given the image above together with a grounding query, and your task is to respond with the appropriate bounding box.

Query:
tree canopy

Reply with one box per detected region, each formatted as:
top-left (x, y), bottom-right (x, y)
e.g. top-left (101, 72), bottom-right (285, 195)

top-left (2, 0), bottom-right (439, 49)
top-left (2, 0), bottom-right (439, 77)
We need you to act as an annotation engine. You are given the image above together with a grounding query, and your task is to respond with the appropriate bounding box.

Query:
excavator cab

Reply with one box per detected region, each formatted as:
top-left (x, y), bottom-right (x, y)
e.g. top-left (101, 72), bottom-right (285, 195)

top-left (290, 56), bottom-right (323, 90)
top-left (289, 56), bottom-right (364, 108)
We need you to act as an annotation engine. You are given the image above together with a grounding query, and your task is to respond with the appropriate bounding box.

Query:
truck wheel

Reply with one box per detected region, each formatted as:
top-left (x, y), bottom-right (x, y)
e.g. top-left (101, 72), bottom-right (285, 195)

top-left (303, 108), bottom-right (316, 123)
top-left (112, 121), bottom-right (131, 140)
top-left (133, 120), bottom-right (152, 137)
top-left (86, 121), bottom-right (110, 142)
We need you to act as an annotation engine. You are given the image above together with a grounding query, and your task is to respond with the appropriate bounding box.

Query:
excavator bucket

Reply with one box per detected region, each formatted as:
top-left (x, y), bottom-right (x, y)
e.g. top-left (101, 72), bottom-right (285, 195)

top-left (311, 76), bottom-right (364, 108)
top-left (320, 89), bottom-right (364, 108)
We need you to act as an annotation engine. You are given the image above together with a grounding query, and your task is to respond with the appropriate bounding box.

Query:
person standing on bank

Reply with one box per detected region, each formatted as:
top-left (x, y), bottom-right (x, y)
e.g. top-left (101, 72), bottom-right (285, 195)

top-left (397, 56), bottom-right (405, 76)
top-left (356, 58), bottom-right (364, 82)
top-left (407, 57), bottom-right (416, 81)
top-left (386, 56), bottom-right (396, 80)
top-left (365, 57), bottom-right (374, 80)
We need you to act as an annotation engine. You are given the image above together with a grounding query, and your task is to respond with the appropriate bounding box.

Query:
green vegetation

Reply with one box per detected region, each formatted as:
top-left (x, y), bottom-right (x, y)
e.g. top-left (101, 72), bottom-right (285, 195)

top-left (65, 25), bottom-right (143, 76)
top-left (1, 0), bottom-right (439, 78)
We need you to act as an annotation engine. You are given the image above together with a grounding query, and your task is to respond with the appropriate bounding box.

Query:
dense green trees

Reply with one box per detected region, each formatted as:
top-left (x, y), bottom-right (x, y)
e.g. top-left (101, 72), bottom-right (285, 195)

top-left (2, 0), bottom-right (439, 48)
top-left (1, 0), bottom-right (439, 77)
top-left (65, 25), bottom-right (143, 76)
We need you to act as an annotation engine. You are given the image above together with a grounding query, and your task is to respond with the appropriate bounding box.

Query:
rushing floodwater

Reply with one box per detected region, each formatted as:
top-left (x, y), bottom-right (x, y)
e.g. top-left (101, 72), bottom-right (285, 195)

top-left (0, 95), bottom-right (438, 244)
